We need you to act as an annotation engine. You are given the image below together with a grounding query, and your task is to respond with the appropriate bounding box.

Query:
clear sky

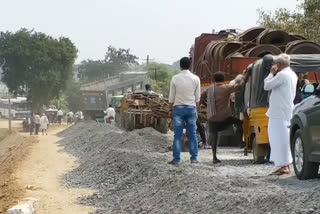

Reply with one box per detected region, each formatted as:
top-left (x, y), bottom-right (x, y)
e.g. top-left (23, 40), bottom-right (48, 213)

top-left (0, 0), bottom-right (297, 64)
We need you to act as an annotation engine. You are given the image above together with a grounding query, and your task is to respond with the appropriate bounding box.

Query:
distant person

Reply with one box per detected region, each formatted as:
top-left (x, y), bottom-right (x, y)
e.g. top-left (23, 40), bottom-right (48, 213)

top-left (75, 110), bottom-right (84, 122)
top-left (144, 84), bottom-right (156, 95)
top-left (200, 71), bottom-right (249, 164)
top-left (29, 114), bottom-right (35, 135)
top-left (34, 113), bottom-right (41, 135)
top-left (168, 57), bottom-right (201, 164)
top-left (264, 53), bottom-right (297, 176)
top-left (40, 113), bottom-right (49, 135)
top-left (104, 104), bottom-right (116, 124)
top-left (57, 109), bottom-right (63, 125)
top-left (67, 111), bottom-right (74, 125)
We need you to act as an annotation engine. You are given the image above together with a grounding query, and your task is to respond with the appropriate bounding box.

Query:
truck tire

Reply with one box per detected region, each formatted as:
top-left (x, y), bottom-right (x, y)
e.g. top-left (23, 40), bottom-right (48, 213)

top-left (155, 118), bottom-right (168, 134)
top-left (292, 130), bottom-right (319, 180)
top-left (252, 136), bottom-right (266, 164)
top-left (126, 114), bottom-right (135, 131)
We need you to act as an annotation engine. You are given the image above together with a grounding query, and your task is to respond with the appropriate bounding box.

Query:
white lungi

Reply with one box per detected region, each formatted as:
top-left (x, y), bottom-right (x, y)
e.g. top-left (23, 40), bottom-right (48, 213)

top-left (268, 118), bottom-right (292, 167)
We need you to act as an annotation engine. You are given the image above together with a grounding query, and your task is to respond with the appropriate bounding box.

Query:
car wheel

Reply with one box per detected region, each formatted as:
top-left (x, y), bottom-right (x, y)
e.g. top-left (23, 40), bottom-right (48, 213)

top-left (292, 130), bottom-right (319, 180)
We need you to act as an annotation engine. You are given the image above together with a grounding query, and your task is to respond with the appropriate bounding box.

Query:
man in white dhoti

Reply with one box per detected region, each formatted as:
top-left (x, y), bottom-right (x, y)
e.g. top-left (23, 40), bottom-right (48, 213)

top-left (264, 53), bottom-right (298, 175)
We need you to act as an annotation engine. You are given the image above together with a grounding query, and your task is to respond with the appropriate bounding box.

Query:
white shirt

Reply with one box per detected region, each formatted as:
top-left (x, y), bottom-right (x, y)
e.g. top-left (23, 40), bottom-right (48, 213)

top-left (105, 107), bottom-right (115, 118)
top-left (34, 115), bottom-right (41, 124)
top-left (264, 67), bottom-right (298, 120)
top-left (168, 70), bottom-right (201, 106)
top-left (40, 115), bottom-right (49, 125)
top-left (57, 110), bottom-right (63, 116)
top-left (67, 112), bottom-right (74, 117)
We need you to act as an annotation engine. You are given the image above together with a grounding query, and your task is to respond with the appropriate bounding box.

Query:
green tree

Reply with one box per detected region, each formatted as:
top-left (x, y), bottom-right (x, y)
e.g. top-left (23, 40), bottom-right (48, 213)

top-left (257, 0), bottom-right (320, 43)
top-left (65, 80), bottom-right (82, 111)
top-left (0, 29), bottom-right (77, 111)
top-left (147, 62), bottom-right (178, 97)
top-left (78, 46), bottom-right (139, 83)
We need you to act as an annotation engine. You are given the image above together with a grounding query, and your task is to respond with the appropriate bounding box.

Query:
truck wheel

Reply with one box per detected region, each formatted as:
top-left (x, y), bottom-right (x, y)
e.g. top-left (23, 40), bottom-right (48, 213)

top-left (126, 114), bottom-right (135, 131)
top-left (156, 118), bottom-right (168, 134)
top-left (252, 136), bottom-right (265, 164)
top-left (292, 130), bottom-right (319, 180)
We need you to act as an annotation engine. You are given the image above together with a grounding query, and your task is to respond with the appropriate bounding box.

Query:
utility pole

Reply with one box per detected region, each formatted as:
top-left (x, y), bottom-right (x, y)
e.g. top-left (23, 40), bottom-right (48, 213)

top-left (142, 55), bottom-right (154, 68)
top-left (8, 93), bottom-right (12, 133)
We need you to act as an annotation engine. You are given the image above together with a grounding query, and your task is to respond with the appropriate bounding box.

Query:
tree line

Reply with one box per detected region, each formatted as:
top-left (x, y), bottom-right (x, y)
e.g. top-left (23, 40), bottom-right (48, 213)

top-left (258, 0), bottom-right (320, 43)
top-left (0, 29), bottom-right (178, 112)
top-left (1, 0), bottom-right (318, 112)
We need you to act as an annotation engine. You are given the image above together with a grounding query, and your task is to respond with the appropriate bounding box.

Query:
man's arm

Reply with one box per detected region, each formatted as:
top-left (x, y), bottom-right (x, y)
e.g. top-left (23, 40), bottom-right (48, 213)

top-left (264, 65), bottom-right (284, 91)
top-left (194, 77), bottom-right (201, 104)
top-left (264, 73), bottom-right (283, 91)
top-left (227, 70), bottom-right (251, 93)
top-left (200, 90), bottom-right (207, 105)
top-left (168, 78), bottom-right (175, 116)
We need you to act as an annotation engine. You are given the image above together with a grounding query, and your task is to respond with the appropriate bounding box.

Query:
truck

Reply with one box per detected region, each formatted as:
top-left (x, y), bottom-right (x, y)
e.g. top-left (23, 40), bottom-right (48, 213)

top-left (81, 90), bottom-right (107, 120)
top-left (119, 91), bottom-right (169, 134)
top-left (80, 72), bottom-right (148, 120)
top-left (192, 27), bottom-right (320, 163)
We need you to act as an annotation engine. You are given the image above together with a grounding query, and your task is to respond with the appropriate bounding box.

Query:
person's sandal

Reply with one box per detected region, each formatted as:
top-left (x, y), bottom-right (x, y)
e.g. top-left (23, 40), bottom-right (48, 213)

top-left (270, 167), bottom-right (289, 176)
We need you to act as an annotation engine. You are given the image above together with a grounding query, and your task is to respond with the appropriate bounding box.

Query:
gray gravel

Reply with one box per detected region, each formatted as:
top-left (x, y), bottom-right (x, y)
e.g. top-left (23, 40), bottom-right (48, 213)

top-left (58, 121), bottom-right (320, 214)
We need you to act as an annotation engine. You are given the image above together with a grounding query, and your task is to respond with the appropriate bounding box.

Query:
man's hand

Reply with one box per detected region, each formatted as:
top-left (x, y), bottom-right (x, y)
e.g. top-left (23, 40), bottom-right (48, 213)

top-left (169, 103), bottom-right (174, 118)
top-left (196, 102), bottom-right (200, 113)
top-left (271, 64), bottom-right (278, 75)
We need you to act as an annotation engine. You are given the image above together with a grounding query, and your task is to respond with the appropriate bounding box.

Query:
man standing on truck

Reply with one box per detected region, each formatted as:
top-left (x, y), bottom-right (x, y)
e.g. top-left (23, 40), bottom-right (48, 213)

top-left (104, 104), bottom-right (116, 124)
top-left (264, 54), bottom-right (297, 175)
top-left (168, 57), bottom-right (201, 164)
top-left (201, 71), bottom-right (249, 164)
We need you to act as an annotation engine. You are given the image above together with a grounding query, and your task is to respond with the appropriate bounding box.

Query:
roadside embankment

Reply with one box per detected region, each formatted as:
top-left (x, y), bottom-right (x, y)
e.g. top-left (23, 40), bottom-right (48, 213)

top-left (0, 129), bottom-right (37, 213)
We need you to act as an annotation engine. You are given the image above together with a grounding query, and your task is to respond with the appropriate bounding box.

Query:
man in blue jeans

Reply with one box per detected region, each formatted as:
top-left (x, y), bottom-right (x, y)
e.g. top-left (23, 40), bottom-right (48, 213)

top-left (168, 57), bottom-right (201, 164)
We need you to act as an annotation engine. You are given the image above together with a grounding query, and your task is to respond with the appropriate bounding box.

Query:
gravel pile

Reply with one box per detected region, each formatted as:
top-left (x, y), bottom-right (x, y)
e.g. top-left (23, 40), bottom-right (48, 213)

top-left (59, 122), bottom-right (320, 214)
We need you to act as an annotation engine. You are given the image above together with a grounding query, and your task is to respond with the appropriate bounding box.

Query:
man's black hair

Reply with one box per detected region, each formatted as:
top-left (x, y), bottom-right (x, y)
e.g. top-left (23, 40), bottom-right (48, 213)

top-left (213, 72), bottom-right (225, 83)
top-left (109, 104), bottom-right (112, 107)
top-left (145, 84), bottom-right (151, 90)
top-left (180, 57), bottom-right (191, 70)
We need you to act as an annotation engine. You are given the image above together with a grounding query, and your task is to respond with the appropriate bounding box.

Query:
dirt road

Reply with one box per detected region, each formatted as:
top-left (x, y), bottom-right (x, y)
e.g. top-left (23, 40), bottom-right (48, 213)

top-left (0, 120), bottom-right (95, 213)
top-left (14, 125), bottom-right (95, 213)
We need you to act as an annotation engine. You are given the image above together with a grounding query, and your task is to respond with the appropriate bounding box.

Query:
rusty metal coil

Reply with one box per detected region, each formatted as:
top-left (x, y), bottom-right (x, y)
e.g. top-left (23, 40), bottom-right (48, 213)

top-left (257, 29), bottom-right (291, 45)
top-left (245, 45), bottom-right (282, 57)
top-left (289, 34), bottom-right (307, 42)
top-left (218, 41), bottom-right (243, 58)
top-left (285, 40), bottom-right (320, 54)
top-left (235, 27), bottom-right (265, 41)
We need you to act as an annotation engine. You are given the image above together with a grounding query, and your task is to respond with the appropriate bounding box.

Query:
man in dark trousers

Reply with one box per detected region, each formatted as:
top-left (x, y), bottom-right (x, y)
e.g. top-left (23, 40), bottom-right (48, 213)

top-left (201, 71), bottom-right (249, 163)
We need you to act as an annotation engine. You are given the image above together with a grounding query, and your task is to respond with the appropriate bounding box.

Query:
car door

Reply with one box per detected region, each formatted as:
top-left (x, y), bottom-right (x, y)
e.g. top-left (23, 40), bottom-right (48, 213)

top-left (304, 94), bottom-right (320, 158)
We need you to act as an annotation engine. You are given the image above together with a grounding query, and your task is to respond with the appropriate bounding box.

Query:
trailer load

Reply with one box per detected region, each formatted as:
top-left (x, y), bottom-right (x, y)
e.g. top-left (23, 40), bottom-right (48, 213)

top-left (119, 91), bottom-right (169, 134)
top-left (191, 27), bottom-right (320, 162)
